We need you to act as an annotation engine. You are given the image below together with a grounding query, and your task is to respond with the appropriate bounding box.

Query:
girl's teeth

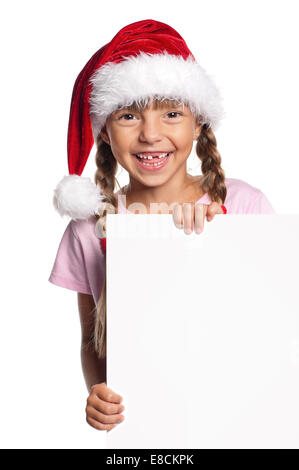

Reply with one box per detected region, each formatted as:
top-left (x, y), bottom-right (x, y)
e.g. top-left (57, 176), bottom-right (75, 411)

top-left (136, 152), bottom-right (168, 160)
top-left (135, 152), bottom-right (170, 166)
top-left (144, 161), bottom-right (163, 166)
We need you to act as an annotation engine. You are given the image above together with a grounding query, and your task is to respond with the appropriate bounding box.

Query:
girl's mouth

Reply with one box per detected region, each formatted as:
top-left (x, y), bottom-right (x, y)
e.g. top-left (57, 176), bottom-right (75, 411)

top-left (133, 152), bottom-right (173, 171)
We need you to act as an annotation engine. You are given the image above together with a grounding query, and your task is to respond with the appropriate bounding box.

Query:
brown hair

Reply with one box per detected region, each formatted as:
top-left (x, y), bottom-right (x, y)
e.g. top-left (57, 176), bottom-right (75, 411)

top-left (92, 97), bottom-right (227, 359)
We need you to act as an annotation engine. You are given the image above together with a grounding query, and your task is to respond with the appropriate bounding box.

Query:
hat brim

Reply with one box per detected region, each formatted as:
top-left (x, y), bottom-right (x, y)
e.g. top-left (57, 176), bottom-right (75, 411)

top-left (88, 50), bottom-right (225, 140)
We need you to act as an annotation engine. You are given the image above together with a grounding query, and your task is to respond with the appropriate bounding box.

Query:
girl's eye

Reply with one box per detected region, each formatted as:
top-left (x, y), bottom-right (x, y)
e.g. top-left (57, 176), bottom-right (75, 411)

top-left (167, 112), bottom-right (182, 118)
top-left (119, 113), bottom-right (135, 120)
top-left (118, 111), bottom-right (182, 120)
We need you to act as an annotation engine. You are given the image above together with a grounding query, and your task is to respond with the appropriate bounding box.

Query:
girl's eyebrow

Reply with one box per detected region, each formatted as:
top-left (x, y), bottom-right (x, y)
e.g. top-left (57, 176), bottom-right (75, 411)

top-left (114, 107), bottom-right (134, 113)
top-left (116, 103), bottom-right (184, 112)
top-left (112, 102), bottom-right (186, 117)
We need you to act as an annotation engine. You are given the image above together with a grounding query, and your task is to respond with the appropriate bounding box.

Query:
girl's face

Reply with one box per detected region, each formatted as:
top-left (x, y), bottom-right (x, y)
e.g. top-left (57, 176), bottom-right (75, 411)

top-left (100, 100), bottom-right (202, 188)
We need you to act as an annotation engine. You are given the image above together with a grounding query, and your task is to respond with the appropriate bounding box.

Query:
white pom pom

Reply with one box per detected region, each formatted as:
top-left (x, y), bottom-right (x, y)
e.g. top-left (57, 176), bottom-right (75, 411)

top-left (53, 175), bottom-right (105, 220)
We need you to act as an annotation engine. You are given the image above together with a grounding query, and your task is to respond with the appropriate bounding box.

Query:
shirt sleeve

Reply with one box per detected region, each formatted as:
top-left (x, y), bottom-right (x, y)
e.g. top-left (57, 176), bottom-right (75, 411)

top-left (248, 190), bottom-right (277, 214)
top-left (48, 221), bottom-right (92, 295)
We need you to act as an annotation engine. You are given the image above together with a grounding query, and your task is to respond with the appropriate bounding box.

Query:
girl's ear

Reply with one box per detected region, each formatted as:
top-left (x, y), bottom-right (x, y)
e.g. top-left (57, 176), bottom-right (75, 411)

top-left (193, 120), bottom-right (202, 140)
top-left (193, 122), bottom-right (202, 140)
top-left (100, 125), bottom-right (110, 146)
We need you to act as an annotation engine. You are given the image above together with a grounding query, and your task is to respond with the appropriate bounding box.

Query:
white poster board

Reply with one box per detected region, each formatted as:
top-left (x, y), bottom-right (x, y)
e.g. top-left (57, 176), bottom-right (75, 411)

top-left (106, 214), bottom-right (299, 449)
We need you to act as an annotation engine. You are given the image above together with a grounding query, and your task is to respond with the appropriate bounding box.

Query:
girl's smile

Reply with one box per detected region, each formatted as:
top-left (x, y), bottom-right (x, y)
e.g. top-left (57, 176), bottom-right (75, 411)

top-left (133, 151), bottom-right (174, 171)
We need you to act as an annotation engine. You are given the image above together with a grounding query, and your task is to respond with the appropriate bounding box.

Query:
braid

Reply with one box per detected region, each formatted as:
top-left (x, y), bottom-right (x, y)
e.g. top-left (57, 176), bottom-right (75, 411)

top-left (94, 133), bottom-right (119, 213)
top-left (93, 134), bottom-right (119, 359)
top-left (196, 124), bottom-right (227, 205)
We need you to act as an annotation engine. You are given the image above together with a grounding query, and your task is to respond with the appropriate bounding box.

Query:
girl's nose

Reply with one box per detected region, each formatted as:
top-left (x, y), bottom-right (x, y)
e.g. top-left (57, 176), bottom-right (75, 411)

top-left (138, 118), bottom-right (163, 143)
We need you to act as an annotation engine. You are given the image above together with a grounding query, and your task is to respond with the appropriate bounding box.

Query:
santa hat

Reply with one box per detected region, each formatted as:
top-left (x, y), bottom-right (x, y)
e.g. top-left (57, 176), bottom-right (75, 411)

top-left (53, 18), bottom-right (225, 221)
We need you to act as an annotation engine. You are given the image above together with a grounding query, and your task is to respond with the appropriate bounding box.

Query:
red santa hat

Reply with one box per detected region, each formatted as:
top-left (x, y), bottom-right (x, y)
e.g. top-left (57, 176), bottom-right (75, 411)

top-left (53, 18), bottom-right (225, 220)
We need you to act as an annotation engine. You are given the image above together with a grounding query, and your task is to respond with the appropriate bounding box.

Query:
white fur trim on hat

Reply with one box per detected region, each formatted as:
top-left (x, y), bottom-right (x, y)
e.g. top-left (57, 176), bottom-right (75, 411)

top-left (89, 50), bottom-right (225, 140)
top-left (53, 175), bottom-right (105, 220)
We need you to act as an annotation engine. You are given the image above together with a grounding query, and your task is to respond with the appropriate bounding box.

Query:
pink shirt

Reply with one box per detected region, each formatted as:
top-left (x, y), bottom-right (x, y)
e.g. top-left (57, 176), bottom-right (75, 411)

top-left (48, 178), bottom-right (276, 304)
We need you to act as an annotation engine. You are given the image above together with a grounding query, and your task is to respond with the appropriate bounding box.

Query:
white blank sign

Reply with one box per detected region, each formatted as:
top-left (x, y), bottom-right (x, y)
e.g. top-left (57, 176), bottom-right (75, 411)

top-left (106, 214), bottom-right (299, 449)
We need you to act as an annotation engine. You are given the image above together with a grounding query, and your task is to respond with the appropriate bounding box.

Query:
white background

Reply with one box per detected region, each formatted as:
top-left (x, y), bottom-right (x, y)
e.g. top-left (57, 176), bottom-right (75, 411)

top-left (0, 0), bottom-right (298, 448)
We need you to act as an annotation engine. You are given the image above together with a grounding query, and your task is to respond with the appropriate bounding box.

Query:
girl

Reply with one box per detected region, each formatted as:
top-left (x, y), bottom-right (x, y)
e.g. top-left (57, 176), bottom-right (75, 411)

top-left (49, 19), bottom-right (276, 433)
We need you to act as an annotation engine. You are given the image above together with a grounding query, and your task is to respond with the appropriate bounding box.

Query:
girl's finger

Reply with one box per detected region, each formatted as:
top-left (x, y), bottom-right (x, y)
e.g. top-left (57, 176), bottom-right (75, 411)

top-left (86, 415), bottom-right (117, 432)
top-left (86, 405), bottom-right (125, 425)
top-left (172, 203), bottom-right (183, 229)
top-left (92, 383), bottom-right (123, 404)
top-left (182, 203), bottom-right (193, 234)
top-left (194, 203), bottom-right (206, 234)
top-left (88, 395), bottom-right (124, 415)
top-left (206, 202), bottom-right (225, 221)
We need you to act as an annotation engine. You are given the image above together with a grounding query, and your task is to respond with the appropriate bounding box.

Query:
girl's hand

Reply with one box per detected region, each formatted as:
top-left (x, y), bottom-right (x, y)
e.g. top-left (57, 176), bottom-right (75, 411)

top-left (172, 202), bottom-right (226, 235)
top-left (85, 381), bottom-right (125, 431)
